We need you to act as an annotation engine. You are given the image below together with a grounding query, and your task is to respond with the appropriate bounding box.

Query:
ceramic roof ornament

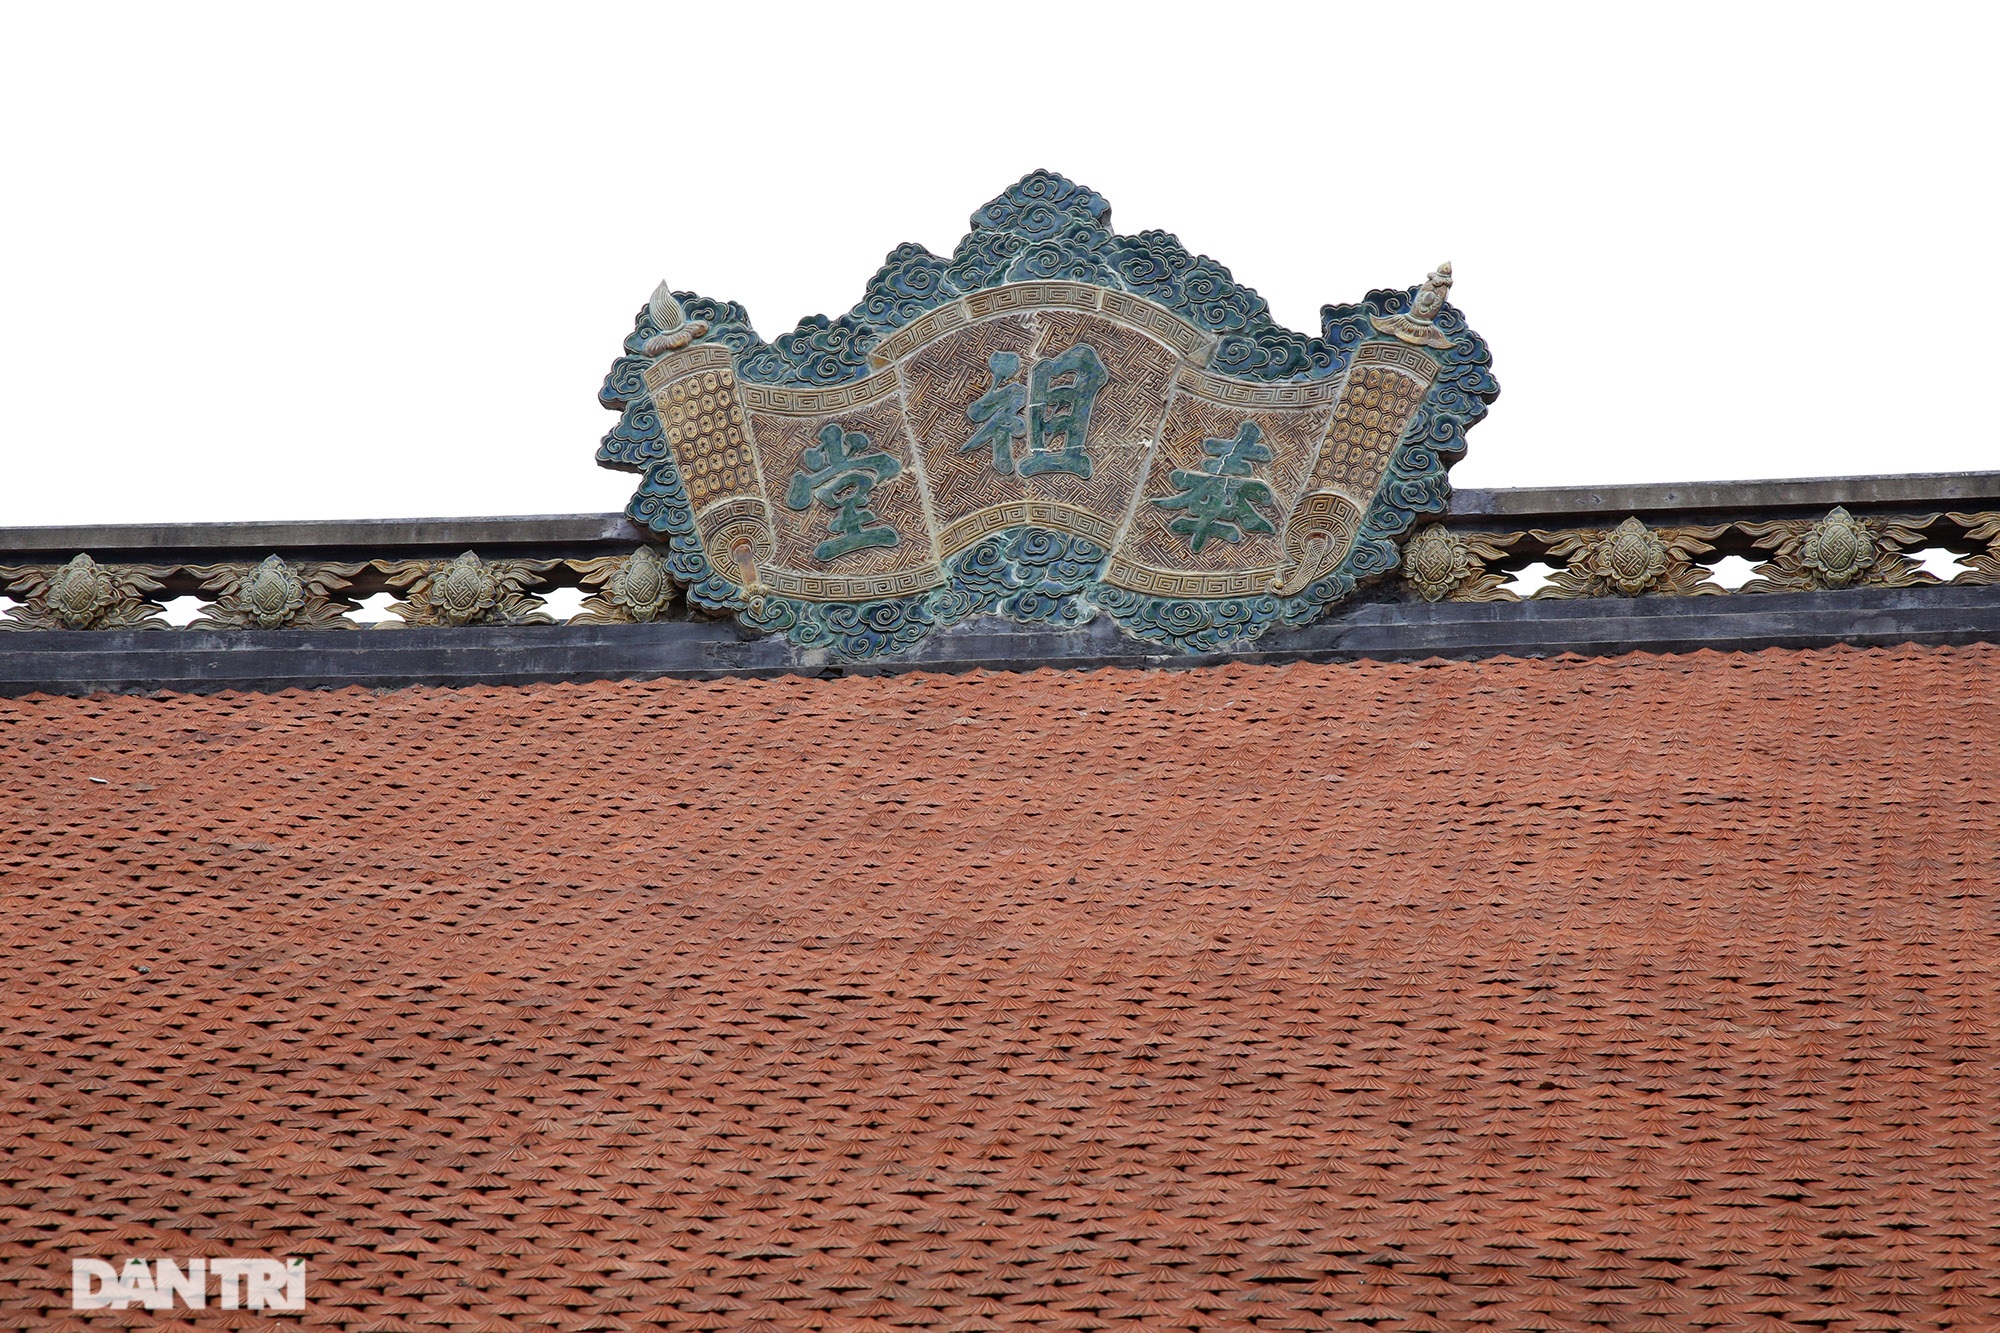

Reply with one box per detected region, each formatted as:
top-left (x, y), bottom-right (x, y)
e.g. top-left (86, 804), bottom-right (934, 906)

top-left (640, 282), bottom-right (707, 356)
top-left (599, 171), bottom-right (1498, 659)
top-left (1370, 262), bottom-right (1457, 349)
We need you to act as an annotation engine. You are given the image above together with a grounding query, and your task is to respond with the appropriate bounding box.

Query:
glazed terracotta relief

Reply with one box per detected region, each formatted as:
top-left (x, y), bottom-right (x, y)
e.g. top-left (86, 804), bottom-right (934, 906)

top-left (597, 172), bottom-right (1498, 658)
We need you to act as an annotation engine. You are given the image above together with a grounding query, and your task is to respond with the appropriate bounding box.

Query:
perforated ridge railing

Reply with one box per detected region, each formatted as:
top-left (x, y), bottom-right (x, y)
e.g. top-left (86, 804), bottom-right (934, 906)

top-left (5, 476), bottom-right (1998, 633)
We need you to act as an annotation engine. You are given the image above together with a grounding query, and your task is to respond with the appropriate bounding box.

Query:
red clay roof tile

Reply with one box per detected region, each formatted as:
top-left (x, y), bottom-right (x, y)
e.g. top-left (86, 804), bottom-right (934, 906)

top-left (1, 646), bottom-right (1997, 1327)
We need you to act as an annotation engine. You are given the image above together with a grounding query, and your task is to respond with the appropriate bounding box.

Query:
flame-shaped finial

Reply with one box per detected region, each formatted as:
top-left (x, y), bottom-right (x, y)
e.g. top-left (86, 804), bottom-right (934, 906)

top-left (641, 281), bottom-right (709, 356)
top-left (648, 281), bottom-right (685, 332)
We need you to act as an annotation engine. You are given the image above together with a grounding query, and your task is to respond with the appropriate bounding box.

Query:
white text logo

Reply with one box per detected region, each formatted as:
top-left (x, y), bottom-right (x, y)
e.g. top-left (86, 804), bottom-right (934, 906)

top-left (71, 1257), bottom-right (306, 1311)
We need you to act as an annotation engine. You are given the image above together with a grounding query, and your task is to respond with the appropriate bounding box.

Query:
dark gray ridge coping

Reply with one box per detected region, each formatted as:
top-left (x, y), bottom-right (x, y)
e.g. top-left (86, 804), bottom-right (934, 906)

top-left (3, 471), bottom-right (1997, 557)
top-left (1445, 470), bottom-right (2000, 526)
top-left (4, 584), bottom-right (1997, 698)
top-left (0, 512), bottom-right (645, 558)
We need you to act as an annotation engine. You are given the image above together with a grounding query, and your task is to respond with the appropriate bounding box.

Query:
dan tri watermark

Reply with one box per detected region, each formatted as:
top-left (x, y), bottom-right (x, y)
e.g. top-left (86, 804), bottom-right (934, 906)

top-left (71, 1256), bottom-right (306, 1312)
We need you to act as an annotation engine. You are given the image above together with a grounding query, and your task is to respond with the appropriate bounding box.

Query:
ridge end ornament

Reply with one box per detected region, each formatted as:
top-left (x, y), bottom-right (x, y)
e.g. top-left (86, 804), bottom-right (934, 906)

top-left (1370, 263), bottom-right (1457, 349)
top-left (640, 283), bottom-right (710, 356)
top-left (597, 172), bottom-right (1498, 660)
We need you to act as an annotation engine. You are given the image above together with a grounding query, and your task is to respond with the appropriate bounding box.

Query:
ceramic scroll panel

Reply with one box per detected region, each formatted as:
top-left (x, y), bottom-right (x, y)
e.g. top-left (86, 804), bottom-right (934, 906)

top-left (598, 172), bottom-right (1498, 658)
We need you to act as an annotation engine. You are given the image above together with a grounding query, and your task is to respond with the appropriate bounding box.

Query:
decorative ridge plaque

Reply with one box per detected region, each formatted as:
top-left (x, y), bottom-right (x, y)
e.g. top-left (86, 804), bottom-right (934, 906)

top-left (598, 171), bottom-right (1498, 658)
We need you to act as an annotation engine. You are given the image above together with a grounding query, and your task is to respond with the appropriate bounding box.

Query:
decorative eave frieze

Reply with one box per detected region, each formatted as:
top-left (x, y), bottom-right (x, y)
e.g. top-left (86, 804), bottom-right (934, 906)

top-left (9, 486), bottom-right (1999, 632)
top-left (4, 472), bottom-right (2000, 695)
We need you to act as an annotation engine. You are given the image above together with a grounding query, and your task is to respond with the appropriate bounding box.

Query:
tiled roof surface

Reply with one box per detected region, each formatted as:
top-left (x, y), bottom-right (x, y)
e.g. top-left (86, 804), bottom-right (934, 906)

top-left (2, 645), bottom-right (1997, 1331)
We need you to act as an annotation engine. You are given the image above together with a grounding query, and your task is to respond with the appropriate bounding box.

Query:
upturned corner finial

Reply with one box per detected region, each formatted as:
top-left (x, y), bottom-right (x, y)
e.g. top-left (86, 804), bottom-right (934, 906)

top-left (1370, 260), bottom-right (1456, 350)
top-left (641, 281), bottom-right (710, 356)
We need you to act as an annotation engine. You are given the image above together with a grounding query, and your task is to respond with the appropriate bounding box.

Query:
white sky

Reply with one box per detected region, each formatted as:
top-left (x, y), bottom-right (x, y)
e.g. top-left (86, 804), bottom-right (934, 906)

top-left (1, 3), bottom-right (1994, 527)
